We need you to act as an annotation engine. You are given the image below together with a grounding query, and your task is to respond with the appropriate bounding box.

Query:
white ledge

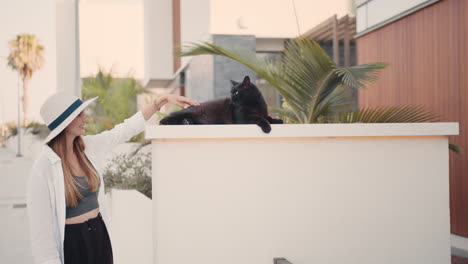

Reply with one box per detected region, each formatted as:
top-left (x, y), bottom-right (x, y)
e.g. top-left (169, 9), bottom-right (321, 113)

top-left (145, 122), bottom-right (459, 139)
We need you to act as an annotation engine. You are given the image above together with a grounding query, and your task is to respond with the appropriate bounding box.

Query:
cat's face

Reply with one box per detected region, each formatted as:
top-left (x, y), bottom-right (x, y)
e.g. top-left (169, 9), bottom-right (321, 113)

top-left (230, 76), bottom-right (257, 103)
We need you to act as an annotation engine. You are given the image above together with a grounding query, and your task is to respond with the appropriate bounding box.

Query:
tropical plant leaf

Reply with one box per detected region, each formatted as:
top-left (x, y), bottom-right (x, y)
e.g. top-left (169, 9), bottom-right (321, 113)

top-left (335, 63), bottom-right (388, 90)
top-left (449, 143), bottom-right (460, 153)
top-left (270, 107), bottom-right (300, 124)
top-left (334, 105), bottom-right (442, 123)
top-left (7, 34), bottom-right (45, 126)
top-left (7, 34), bottom-right (45, 80)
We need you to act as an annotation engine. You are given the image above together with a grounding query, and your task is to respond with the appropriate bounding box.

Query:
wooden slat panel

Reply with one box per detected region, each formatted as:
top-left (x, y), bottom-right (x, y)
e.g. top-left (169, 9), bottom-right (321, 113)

top-left (332, 15), bottom-right (339, 65)
top-left (172, 0), bottom-right (181, 73)
top-left (356, 0), bottom-right (468, 236)
top-left (459, 0), bottom-right (468, 237)
top-left (344, 15), bottom-right (350, 67)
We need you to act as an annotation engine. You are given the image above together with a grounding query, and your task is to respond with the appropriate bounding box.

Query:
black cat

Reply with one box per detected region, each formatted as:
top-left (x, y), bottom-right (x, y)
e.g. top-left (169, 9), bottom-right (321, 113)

top-left (159, 76), bottom-right (283, 133)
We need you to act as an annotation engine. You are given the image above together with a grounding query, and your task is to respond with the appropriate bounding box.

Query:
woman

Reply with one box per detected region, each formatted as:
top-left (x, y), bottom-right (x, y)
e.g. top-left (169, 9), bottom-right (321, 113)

top-left (26, 92), bottom-right (199, 264)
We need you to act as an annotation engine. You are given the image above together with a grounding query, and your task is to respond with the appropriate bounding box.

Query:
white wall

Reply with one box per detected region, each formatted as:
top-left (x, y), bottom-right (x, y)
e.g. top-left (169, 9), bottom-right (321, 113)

top-left (148, 124), bottom-right (455, 264)
top-left (5, 132), bottom-right (44, 161)
top-left (56, 0), bottom-right (80, 96)
top-left (209, 0), bottom-right (353, 38)
top-left (180, 0), bottom-right (211, 67)
top-left (0, 0), bottom-right (57, 124)
top-left (144, 0), bottom-right (173, 82)
top-left (106, 189), bottom-right (153, 264)
top-left (80, 1), bottom-right (144, 79)
top-left (356, 0), bottom-right (440, 34)
top-left (143, 0), bottom-right (211, 80)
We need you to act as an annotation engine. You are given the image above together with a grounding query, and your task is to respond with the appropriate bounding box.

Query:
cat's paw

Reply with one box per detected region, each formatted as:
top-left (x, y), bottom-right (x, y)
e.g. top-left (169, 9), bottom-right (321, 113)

top-left (259, 123), bottom-right (271, 133)
top-left (182, 118), bottom-right (193, 125)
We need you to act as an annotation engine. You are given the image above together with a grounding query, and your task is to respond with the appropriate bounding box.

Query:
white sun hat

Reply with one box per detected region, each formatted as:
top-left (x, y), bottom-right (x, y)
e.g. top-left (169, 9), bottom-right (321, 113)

top-left (40, 92), bottom-right (98, 143)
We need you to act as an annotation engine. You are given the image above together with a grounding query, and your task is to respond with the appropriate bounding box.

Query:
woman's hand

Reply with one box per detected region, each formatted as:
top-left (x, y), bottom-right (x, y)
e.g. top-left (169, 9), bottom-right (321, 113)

top-left (142, 94), bottom-right (200, 121)
top-left (154, 94), bottom-right (200, 110)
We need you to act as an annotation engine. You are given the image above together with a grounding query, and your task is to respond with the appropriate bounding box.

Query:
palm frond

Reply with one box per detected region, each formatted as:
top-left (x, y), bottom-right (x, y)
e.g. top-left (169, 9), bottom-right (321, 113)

top-left (335, 63), bottom-right (388, 90)
top-left (314, 84), bottom-right (356, 121)
top-left (449, 144), bottom-right (460, 153)
top-left (334, 105), bottom-right (441, 123)
top-left (7, 34), bottom-right (45, 80)
top-left (270, 107), bottom-right (301, 124)
top-left (281, 39), bottom-right (334, 98)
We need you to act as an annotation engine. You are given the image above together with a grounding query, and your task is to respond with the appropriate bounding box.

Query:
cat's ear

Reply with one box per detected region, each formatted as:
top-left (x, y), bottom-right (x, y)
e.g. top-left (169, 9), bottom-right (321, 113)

top-left (230, 80), bottom-right (239, 86)
top-left (241, 76), bottom-right (251, 88)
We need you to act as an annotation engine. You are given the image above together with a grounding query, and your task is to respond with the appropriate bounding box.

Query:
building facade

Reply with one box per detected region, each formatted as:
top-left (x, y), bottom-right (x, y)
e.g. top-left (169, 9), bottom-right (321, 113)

top-left (355, 0), bottom-right (468, 242)
top-left (143, 0), bottom-right (353, 105)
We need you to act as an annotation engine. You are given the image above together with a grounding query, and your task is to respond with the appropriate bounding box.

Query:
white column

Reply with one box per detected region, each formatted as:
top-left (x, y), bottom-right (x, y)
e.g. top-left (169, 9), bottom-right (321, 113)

top-left (143, 0), bottom-right (173, 85)
top-left (55, 0), bottom-right (81, 97)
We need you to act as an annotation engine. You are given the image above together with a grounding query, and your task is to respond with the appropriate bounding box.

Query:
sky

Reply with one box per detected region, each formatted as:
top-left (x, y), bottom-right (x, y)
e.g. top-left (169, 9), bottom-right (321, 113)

top-left (79, 1), bottom-right (144, 79)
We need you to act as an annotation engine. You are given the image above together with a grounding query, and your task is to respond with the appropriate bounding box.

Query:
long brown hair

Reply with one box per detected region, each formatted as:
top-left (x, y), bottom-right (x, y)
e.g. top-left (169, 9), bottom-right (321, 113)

top-left (48, 131), bottom-right (100, 208)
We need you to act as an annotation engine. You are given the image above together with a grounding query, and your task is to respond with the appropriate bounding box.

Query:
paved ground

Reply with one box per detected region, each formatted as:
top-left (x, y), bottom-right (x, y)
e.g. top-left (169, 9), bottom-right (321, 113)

top-left (0, 146), bottom-right (33, 263)
top-left (0, 146), bottom-right (32, 201)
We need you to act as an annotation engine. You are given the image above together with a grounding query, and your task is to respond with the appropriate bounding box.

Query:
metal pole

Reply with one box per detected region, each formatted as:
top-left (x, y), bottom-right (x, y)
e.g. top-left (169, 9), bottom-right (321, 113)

top-left (1, 83), bottom-right (4, 147)
top-left (332, 14), bottom-right (339, 66)
top-left (16, 73), bottom-right (22, 157)
top-left (291, 0), bottom-right (301, 36)
top-left (0, 56), bottom-right (6, 147)
top-left (344, 15), bottom-right (350, 67)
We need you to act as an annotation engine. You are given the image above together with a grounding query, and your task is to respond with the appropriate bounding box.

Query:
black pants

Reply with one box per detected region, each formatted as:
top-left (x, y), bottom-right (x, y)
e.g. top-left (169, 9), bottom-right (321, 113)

top-left (64, 212), bottom-right (113, 264)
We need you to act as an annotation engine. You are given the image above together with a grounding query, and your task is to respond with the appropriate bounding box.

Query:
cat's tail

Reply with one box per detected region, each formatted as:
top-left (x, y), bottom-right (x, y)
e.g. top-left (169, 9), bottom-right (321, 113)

top-left (159, 117), bottom-right (170, 125)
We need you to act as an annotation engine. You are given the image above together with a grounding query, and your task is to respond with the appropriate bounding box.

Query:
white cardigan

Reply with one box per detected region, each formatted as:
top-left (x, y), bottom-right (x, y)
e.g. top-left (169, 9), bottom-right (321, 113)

top-left (26, 111), bottom-right (147, 264)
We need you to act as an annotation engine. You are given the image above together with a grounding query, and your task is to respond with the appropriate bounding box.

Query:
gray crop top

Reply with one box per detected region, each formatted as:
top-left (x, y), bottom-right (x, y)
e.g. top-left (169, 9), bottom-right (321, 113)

top-left (65, 176), bottom-right (100, 219)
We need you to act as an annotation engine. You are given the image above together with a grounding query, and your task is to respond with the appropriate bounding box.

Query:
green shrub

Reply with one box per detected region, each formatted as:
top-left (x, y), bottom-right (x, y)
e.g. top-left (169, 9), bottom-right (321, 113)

top-left (5, 121), bottom-right (49, 138)
top-left (26, 121), bottom-right (49, 137)
top-left (103, 152), bottom-right (152, 199)
top-left (82, 69), bottom-right (148, 142)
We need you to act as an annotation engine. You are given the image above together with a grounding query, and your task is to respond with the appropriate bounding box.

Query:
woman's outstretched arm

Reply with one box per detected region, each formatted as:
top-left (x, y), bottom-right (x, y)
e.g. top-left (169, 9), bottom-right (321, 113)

top-left (141, 94), bottom-right (200, 120)
top-left (83, 94), bottom-right (199, 158)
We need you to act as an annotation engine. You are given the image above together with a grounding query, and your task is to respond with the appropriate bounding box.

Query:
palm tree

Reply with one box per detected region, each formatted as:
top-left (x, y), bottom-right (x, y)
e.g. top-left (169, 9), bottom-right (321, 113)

top-left (180, 38), bottom-right (458, 152)
top-left (7, 34), bottom-right (45, 127)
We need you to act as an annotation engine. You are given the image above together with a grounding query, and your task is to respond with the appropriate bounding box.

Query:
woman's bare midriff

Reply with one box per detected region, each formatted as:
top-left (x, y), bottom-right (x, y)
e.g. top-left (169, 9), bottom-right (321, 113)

top-left (66, 153), bottom-right (101, 225)
top-left (65, 207), bottom-right (100, 224)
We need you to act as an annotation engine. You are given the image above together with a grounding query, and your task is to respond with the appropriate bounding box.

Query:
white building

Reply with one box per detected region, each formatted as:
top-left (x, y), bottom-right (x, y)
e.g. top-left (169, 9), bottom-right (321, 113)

top-left (0, 0), bottom-right (81, 125)
top-left (144, 0), bottom-right (354, 103)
